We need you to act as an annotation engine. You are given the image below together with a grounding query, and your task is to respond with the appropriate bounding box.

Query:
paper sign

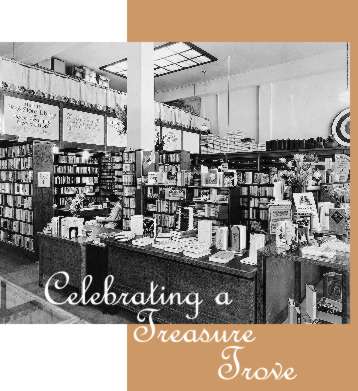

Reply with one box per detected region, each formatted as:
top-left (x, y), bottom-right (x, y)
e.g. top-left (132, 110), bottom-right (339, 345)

top-left (38, 172), bottom-right (51, 188)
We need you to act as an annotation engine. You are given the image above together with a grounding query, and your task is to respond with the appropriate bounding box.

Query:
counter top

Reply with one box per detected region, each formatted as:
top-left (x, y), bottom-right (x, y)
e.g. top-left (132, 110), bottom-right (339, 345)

top-left (105, 238), bottom-right (257, 279)
top-left (258, 243), bottom-right (349, 272)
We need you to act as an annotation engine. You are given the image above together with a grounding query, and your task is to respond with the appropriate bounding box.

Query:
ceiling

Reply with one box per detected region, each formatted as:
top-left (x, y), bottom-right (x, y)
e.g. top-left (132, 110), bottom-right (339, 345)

top-left (0, 42), bottom-right (345, 93)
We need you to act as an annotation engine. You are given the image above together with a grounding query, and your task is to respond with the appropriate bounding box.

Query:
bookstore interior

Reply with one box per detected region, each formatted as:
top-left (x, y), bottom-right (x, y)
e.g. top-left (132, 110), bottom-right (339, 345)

top-left (0, 42), bottom-right (350, 324)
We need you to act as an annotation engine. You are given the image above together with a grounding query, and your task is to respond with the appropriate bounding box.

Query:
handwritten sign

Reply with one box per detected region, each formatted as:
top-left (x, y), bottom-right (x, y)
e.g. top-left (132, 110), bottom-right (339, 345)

top-left (63, 108), bottom-right (104, 145)
top-left (4, 95), bottom-right (59, 140)
top-left (107, 117), bottom-right (127, 147)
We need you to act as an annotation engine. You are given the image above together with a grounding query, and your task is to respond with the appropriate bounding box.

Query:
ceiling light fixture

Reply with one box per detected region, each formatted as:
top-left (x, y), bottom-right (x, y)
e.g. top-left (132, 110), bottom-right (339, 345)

top-left (100, 42), bottom-right (217, 79)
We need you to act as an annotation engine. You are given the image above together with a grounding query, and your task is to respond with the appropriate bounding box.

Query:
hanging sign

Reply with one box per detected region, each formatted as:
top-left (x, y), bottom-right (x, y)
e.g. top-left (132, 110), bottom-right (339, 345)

top-left (3, 95), bottom-right (59, 140)
top-left (107, 117), bottom-right (127, 147)
top-left (63, 108), bottom-right (104, 145)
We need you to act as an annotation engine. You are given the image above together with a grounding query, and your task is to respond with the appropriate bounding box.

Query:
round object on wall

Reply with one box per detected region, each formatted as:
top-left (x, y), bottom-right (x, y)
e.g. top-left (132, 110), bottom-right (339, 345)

top-left (331, 108), bottom-right (350, 147)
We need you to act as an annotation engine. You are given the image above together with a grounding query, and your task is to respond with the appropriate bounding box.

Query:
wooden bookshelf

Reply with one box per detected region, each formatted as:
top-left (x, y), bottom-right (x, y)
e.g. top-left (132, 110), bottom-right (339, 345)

top-left (0, 139), bottom-right (54, 257)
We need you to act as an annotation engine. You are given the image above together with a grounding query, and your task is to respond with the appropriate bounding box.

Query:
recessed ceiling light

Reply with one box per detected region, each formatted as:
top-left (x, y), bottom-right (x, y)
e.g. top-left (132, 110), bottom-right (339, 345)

top-left (100, 42), bottom-right (217, 79)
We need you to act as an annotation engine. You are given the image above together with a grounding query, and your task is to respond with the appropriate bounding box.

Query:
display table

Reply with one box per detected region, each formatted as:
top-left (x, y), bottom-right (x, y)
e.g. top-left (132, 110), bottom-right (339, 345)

top-left (257, 244), bottom-right (350, 324)
top-left (38, 233), bottom-right (108, 297)
top-left (105, 239), bottom-right (257, 324)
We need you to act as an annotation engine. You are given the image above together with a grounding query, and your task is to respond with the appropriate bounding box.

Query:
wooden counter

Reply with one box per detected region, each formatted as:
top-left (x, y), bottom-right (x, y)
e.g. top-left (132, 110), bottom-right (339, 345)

top-left (105, 239), bottom-right (258, 324)
top-left (38, 233), bottom-right (108, 297)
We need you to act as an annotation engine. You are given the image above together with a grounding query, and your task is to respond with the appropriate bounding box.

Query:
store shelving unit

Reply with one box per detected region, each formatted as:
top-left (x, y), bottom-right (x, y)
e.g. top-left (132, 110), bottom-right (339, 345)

top-left (53, 152), bottom-right (99, 207)
top-left (0, 139), bottom-right (54, 257)
top-left (122, 150), bottom-right (137, 230)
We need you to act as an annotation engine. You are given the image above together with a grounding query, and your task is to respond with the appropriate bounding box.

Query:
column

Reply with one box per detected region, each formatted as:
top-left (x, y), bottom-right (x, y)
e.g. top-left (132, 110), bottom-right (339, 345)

top-left (258, 83), bottom-right (273, 142)
top-left (127, 42), bottom-right (155, 151)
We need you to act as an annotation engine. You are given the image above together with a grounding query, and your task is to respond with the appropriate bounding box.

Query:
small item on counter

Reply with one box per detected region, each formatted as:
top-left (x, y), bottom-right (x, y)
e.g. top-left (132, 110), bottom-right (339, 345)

top-left (276, 220), bottom-right (296, 252)
top-left (215, 226), bottom-right (229, 250)
top-left (329, 208), bottom-right (347, 235)
top-left (209, 250), bottom-right (235, 264)
top-left (288, 298), bottom-right (301, 324)
top-left (130, 215), bottom-right (144, 236)
top-left (323, 272), bottom-right (342, 302)
top-left (240, 233), bottom-right (265, 265)
top-left (143, 217), bottom-right (156, 238)
top-left (317, 297), bottom-right (342, 324)
top-left (268, 202), bottom-right (292, 234)
top-left (318, 202), bottom-right (334, 231)
top-left (231, 224), bottom-right (246, 253)
top-left (305, 284), bottom-right (317, 321)
top-left (108, 231), bottom-right (136, 242)
top-left (300, 245), bottom-right (335, 260)
top-left (60, 217), bottom-right (84, 239)
top-left (156, 232), bottom-right (173, 242)
top-left (132, 237), bottom-right (154, 247)
top-left (198, 219), bottom-right (213, 247)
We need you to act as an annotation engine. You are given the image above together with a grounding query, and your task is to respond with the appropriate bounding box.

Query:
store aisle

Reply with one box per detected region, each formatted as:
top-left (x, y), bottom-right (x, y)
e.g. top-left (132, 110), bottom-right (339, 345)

top-left (0, 247), bottom-right (138, 324)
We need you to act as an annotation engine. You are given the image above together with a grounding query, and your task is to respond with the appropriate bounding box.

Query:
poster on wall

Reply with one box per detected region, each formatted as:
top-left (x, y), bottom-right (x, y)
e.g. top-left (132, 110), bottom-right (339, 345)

top-left (3, 95), bottom-right (59, 141)
top-left (107, 117), bottom-right (127, 147)
top-left (162, 127), bottom-right (182, 151)
top-left (63, 108), bottom-right (104, 145)
top-left (183, 131), bottom-right (200, 154)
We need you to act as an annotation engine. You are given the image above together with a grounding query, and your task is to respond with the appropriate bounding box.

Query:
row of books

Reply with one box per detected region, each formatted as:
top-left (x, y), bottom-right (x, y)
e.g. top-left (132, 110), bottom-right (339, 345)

top-left (123, 207), bottom-right (135, 219)
top-left (54, 165), bottom-right (98, 175)
top-left (155, 199), bottom-right (180, 214)
top-left (0, 217), bottom-right (34, 236)
top-left (0, 143), bottom-right (33, 159)
top-left (0, 182), bottom-right (32, 196)
top-left (56, 155), bottom-right (98, 165)
top-left (123, 151), bottom-right (136, 163)
top-left (123, 174), bottom-right (136, 185)
top-left (240, 185), bottom-right (274, 197)
top-left (0, 157), bottom-right (33, 170)
top-left (0, 194), bottom-right (32, 209)
top-left (123, 197), bottom-right (136, 208)
top-left (54, 186), bottom-right (97, 195)
top-left (153, 213), bottom-right (176, 229)
top-left (0, 206), bottom-right (33, 223)
top-left (54, 176), bottom-right (98, 185)
top-left (0, 170), bottom-right (33, 183)
top-left (158, 152), bottom-right (182, 164)
top-left (0, 230), bottom-right (34, 252)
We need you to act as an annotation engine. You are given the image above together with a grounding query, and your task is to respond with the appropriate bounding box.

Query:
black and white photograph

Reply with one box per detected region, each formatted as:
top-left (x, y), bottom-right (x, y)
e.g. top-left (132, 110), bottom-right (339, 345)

top-left (0, 42), bottom-right (350, 325)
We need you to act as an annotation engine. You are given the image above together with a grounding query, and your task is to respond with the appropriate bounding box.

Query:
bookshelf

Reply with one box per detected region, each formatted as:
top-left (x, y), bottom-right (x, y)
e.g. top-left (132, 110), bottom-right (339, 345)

top-left (143, 150), bottom-right (191, 232)
top-left (122, 150), bottom-right (137, 230)
top-left (98, 152), bottom-right (123, 202)
top-left (0, 139), bottom-right (54, 256)
top-left (53, 152), bottom-right (99, 207)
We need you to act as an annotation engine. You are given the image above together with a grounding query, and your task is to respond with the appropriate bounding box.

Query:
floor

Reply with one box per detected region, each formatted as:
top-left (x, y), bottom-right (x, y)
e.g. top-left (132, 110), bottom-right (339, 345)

top-left (0, 245), bottom-right (138, 324)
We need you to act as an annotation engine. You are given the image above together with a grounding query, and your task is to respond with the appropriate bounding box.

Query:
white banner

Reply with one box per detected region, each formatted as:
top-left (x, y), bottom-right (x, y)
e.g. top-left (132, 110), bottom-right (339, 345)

top-left (4, 95), bottom-right (59, 141)
top-left (63, 108), bottom-right (105, 145)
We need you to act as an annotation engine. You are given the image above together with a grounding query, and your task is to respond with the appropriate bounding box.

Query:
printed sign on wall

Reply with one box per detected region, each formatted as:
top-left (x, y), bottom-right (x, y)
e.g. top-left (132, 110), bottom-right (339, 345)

top-left (63, 108), bottom-right (104, 145)
top-left (3, 95), bottom-right (59, 140)
top-left (107, 117), bottom-right (127, 147)
top-left (183, 131), bottom-right (200, 154)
